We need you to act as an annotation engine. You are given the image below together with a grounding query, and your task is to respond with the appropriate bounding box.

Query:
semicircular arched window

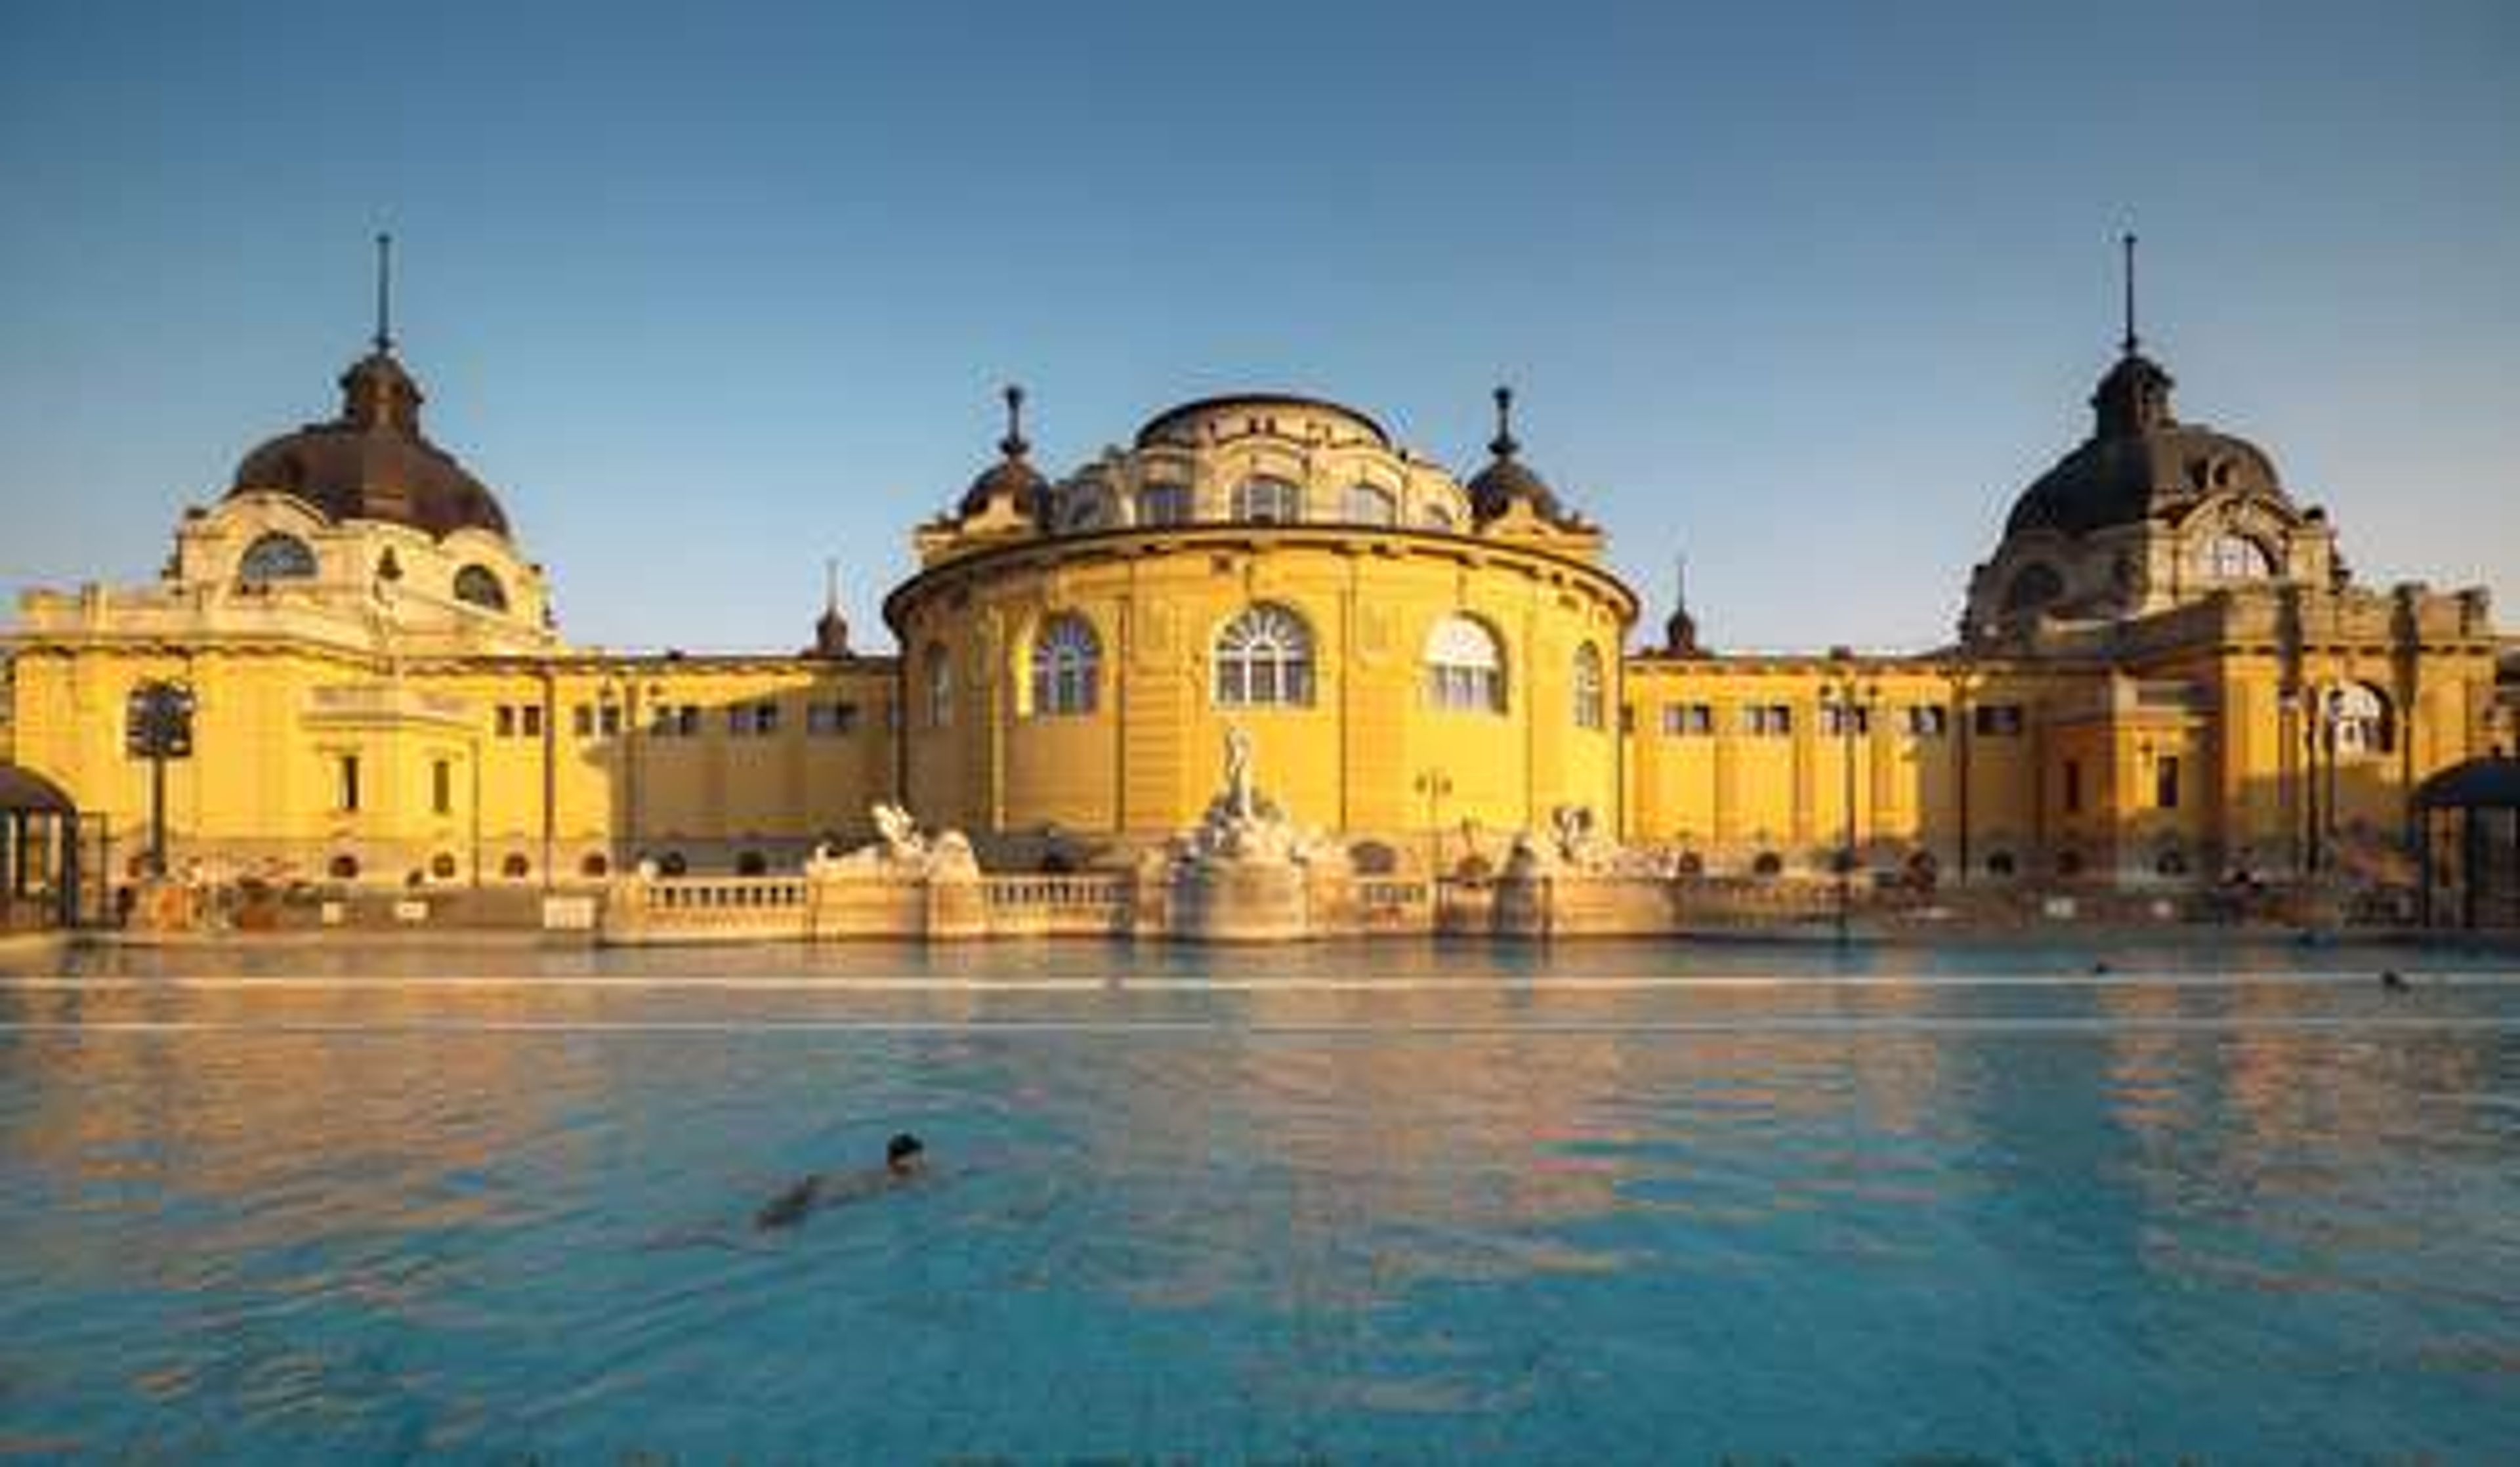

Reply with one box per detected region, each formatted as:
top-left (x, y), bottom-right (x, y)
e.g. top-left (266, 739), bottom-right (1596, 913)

top-left (2194, 532), bottom-right (2275, 582)
top-left (1342, 483), bottom-right (1397, 526)
top-left (1231, 477), bottom-right (1303, 525)
top-left (1419, 501), bottom-right (1458, 532)
top-left (1423, 614), bottom-right (1506, 713)
top-left (1572, 642), bottom-right (1606, 729)
top-left (2328, 682), bottom-right (2393, 758)
top-left (2003, 563), bottom-right (2065, 612)
top-left (1029, 614), bottom-right (1101, 717)
top-left (453, 564), bottom-right (509, 611)
top-left (1214, 604), bottom-right (1314, 708)
top-left (238, 532), bottom-right (318, 584)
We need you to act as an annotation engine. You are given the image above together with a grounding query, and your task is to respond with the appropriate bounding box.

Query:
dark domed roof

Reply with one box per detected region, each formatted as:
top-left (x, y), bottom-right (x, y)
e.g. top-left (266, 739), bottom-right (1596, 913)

top-left (1466, 456), bottom-right (1564, 522)
top-left (229, 347), bottom-right (511, 540)
top-left (957, 385), bottom-right (1049, 521)
top-left (1466, 387), bottom-right (1570, 524)
top-left (2416, 754), bottom-right (2520, 811)
top-left (2004, 351), bottom-right (2288, 537)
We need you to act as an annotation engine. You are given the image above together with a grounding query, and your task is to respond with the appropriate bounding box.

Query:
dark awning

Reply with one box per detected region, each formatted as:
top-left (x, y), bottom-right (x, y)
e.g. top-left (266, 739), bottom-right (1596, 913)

top-left (0, 763), bottom-right (75, 815)
top-left (2414, 755), bottom-right (2520, 811)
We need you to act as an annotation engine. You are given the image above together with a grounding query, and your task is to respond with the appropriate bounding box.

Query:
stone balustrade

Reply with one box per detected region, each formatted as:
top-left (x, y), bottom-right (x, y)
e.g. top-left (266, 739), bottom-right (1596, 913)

top-left (597, 863), bottom-right (1894, 944)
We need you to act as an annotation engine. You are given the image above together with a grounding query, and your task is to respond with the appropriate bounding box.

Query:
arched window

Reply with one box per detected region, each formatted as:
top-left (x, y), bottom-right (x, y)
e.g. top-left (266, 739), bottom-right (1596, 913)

top-left (1419, 502), bottom-right (1457, 532)
top-left (1423, 615), bottom-right (1505, 713)
top-left (923, 643), bottom-right (954, 728)
top-left (2195, 533), bottom-right (2275, 581)
top-left (453, 564), bottom-right (509, 611)
top-left (1137, 480), bottom-right (1193, 526)
top-left (1030, 614), bottom-right (1101, 716)
top-left (1214, 604), bottom-right (1314, 708)
top-left (1342, 483), bottom-right (1396, 526)
top-left (2328, 683), bottom-right (2393, 757)
top-left (1232, 477), bottom-right (1303, 524)
top-left (2004, 563), bottom-right (2065, 612)
top-left (500, 853), bottom-right (531, 880)
top-left (579, 852), bottom-right (611, 880)
top-left (1572, 643), bottom-right (1606, 729)
top-left (238, 532), bottom-right (317, 584)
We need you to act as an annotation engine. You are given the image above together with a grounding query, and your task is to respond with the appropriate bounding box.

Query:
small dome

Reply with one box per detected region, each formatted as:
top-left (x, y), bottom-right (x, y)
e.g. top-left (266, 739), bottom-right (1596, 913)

top-left (957, 385), bottom-right (1048, 521)
top-left (2003, 352), bottom-right (2288, 537)
top-left (1465, 386), bottom-right (1568, 524)
top-left (229, 347), bottom-right (511, 540)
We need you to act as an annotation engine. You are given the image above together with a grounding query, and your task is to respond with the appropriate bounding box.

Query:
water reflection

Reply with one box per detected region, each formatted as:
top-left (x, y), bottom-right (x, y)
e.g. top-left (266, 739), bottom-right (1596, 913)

top-left (0, 946), bottom-right (2514, 1459)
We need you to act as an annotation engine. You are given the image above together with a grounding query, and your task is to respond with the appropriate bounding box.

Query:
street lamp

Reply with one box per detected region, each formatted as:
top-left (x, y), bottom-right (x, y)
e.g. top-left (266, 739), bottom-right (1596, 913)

top-left (123, 680), bottom-right (196, 878)
top-left (1414, 769), bottom-right (1454, 877)
top-left (1827, 654), bottom-right (1879, 945)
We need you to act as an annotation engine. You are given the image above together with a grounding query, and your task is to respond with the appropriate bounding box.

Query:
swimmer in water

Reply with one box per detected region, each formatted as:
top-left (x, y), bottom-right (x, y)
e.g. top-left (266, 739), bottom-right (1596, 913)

top-left (755, 1132), bottom-right (927, 1231)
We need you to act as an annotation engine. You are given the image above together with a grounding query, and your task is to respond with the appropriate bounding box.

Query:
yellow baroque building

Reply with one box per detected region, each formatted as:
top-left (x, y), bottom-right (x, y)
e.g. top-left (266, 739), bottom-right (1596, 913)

top-left (3, 272), bottom-right (2515, 908)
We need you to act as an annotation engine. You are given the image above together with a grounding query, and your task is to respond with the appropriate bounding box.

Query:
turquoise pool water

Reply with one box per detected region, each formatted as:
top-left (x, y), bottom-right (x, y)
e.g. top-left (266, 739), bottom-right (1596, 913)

top-left (2, 940), bottom-right (2515, 1462)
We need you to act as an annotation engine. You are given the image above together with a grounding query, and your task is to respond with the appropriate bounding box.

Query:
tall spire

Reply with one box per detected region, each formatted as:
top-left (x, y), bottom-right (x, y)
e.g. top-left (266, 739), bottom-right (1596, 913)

top-left (811, 555), bottom-right (850, 656)
top-left (2118, 230), bottom-right (2139, 356)
top-left (999, 383), bottom-right (1030, 460)
top-left (2091, 230), bottom-right (2174, 437)
top-left (373, 231), bottom-right (396, 354)
top-left (1488, 384), bottom-right (1520, 459)
top-left (1664, 549), bottom-right (1702, 655)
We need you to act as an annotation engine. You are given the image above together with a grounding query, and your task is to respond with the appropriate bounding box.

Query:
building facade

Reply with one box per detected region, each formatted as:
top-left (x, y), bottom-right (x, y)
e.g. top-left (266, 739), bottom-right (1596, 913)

top-left (3, 270), bottom-right (2511, 899)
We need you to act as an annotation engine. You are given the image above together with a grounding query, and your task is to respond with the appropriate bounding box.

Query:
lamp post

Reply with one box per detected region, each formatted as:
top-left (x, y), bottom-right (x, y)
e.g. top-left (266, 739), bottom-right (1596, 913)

top-left (1828, 657), bottom-right (1878, 945)
top-left (123, 680), bottom-right (195, 878)
top-left (1414, 769), bottom-right (1454, 877)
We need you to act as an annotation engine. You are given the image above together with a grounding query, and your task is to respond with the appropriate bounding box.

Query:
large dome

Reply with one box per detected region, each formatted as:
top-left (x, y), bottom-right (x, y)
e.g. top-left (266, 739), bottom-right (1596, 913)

top-left (2004, 352), bottom-right (2288, 537)
top-left (229, 348), bottom-right (511, 540)
top-left (1133, 393), bottom-right (1391, 450)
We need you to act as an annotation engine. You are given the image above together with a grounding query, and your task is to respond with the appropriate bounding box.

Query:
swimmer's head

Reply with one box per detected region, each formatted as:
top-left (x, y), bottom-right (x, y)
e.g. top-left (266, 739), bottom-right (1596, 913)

top-left (886, 1132), bottom-right (927, 1175)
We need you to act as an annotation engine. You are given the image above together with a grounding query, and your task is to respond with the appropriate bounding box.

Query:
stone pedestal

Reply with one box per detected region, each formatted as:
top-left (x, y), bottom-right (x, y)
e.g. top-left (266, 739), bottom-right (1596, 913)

top-left (1171, 859), bottom-right (1309, 943)
top-left (807, 874), bottom-right (926, 939)
top-left (925, 872), bottom-right (990, 941)
top-left (127, 877), bottom-right (201, 933)
top-left (1493, 874), bottom-right (1551, 937)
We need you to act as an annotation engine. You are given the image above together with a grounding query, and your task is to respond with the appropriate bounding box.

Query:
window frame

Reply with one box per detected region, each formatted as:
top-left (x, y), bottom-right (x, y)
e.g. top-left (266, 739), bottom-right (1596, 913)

top-left (1213, 604), bottom-right (1316, 709)
top-left (1029, 614), bottom-right (1102, 717)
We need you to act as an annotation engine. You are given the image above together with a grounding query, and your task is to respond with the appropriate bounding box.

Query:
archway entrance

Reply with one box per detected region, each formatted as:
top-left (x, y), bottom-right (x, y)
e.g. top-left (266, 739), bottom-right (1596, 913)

top-left (1, 763), bottom-right (86, 931)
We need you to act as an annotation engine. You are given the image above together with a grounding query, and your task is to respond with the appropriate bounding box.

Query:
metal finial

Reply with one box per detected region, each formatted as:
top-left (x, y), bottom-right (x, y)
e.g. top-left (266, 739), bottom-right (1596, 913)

top-left (999, 383), bottom-right (1028, 459)
top-left (824, 557), bottom-right (840, 614)
top-left (2119, 231), bottom-right (2139, 356)
top-left (1673, 551), bottom-right (1689, 609)
top-left (373, 231), bottom-right (395, 353)
top-left (1489, 384), bottom-right (1519, 459)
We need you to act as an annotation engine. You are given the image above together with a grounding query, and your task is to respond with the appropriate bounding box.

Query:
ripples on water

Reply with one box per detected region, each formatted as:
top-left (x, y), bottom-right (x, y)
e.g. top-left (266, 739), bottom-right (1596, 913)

top-left (0, 941), bottom-right (2515, 1462)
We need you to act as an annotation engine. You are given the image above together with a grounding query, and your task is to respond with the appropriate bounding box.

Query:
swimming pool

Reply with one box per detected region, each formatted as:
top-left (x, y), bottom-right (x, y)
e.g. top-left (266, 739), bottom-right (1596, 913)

top-left (3, 940), bottom-right (2515, 1460)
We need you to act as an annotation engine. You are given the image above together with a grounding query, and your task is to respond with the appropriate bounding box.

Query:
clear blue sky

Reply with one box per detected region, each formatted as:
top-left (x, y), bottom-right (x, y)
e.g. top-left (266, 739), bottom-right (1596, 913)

top-left (4, 1), bottom-right (2515, 654)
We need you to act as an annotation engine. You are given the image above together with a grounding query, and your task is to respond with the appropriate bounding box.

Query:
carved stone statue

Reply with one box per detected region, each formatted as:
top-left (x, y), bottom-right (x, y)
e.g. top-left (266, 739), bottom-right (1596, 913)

top-left (1224, 725), bottom-right (1256, 823)
top-left (805, 802), bottom-right (975, 878)
top-left (872, 801), bottom-right (927, 861)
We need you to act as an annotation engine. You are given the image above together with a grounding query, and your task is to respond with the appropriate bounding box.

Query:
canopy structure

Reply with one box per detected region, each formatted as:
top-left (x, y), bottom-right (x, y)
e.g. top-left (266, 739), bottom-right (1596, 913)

top-left (1, 762), bottom-right (83, 931)
top-left (2414, 755), bottom-right (2520, 929)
